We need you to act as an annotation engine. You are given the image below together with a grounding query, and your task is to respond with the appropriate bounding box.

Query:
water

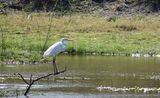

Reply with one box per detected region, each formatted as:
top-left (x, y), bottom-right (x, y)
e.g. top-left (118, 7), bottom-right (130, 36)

top-left (1, 55), bottom-right (160, 97)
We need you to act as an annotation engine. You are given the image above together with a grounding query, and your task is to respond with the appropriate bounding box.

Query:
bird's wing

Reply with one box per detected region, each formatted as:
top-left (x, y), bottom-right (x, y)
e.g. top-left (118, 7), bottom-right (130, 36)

top-left (43, 42), bottom-right (66, 58)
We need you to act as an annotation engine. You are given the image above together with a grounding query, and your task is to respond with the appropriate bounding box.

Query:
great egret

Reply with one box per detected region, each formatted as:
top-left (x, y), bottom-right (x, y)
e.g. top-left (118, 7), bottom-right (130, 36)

top-left (43, 38), bottom-right (71, 73)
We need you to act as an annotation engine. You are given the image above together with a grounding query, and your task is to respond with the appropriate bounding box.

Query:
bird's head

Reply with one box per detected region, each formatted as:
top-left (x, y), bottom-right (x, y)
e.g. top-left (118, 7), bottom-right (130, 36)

top-left (60, 38), bottom-right (72, 45)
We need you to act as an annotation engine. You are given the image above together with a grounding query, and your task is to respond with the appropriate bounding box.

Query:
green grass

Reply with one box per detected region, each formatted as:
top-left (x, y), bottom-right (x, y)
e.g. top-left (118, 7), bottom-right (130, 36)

top-left (0, 11), bottom-right (160, 61)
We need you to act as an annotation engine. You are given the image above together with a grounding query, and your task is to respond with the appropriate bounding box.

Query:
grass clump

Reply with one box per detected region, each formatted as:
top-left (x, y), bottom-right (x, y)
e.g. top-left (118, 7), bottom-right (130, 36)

top-left (0, 12), bottom-right (160, 61)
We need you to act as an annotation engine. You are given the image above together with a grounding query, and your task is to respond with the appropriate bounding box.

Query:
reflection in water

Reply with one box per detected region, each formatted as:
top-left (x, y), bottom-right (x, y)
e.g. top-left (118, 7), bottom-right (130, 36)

top-left (1, 55), bottom-right (160, 97)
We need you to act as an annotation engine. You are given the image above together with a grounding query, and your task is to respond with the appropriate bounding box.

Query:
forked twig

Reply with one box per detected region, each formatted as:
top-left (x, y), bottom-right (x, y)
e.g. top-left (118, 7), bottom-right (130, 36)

top-left (17, 73), bottom-right (29, 85)
top-left (17, 67), bottom-right (66, 96)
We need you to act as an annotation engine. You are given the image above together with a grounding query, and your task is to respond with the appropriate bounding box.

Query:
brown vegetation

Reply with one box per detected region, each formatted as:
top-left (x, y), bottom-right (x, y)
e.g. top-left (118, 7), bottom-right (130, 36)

top-left (0, 0), bottom-right (159, 16)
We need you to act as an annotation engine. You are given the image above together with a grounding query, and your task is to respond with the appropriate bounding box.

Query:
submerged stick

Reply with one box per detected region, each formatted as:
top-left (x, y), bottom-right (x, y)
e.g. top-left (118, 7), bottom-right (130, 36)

top-left (17, 67), bottom-right (66, 96)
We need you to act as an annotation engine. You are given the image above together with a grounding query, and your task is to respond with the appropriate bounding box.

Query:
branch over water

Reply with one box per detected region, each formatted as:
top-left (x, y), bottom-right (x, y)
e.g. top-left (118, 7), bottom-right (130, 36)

top-left (16, 67), bottom-right (66, 96)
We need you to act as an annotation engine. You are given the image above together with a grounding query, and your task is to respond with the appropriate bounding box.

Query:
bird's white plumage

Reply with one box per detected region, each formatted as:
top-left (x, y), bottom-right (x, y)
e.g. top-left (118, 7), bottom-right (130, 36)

top-left (43, 39), bottom-right (68, 58)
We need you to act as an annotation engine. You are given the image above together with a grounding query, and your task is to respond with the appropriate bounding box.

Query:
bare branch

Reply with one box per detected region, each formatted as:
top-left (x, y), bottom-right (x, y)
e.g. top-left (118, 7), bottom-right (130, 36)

top-left (17, 67), bottom-right (66, 96)
top-left (33, 69), bottom-right (66, 82)
top-left (17, 73), bottom-right (29, 85)
top-left (30, 74), bottom-right (32, 84)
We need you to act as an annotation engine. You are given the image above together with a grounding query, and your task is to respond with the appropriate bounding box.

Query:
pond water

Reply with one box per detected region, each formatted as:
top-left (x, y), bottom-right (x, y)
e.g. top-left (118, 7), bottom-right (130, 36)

top-left (1, 55), bottom-right (160, 98)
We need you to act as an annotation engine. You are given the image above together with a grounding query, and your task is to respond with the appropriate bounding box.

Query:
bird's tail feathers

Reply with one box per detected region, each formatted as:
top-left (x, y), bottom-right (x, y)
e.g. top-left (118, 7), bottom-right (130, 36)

top-left (43, 54), bottom-right (48, 59)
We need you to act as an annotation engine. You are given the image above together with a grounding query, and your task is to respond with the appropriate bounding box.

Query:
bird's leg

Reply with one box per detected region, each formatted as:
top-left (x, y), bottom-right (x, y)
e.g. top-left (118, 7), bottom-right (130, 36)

top-left (52, 57), bottom-right (58, 73)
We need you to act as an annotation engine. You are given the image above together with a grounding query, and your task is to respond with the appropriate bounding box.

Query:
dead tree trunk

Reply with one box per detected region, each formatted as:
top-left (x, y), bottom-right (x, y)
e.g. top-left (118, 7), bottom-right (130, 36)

top-left (16, 67), bottom-right (66, 96)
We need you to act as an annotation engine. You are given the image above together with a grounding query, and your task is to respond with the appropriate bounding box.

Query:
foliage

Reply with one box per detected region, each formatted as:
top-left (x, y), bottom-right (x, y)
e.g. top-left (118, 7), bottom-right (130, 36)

top-left (19, 0), bottom-right (83, 12)
top-left (1, 0), bottom-right (160, 13)
top-left (0, 2), bottom-right (6, 9)
top-left (0, 12), bottom-right (160, 61)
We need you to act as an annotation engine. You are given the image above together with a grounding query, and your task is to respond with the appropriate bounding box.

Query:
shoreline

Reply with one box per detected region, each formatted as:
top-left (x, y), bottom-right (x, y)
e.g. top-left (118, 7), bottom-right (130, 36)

top-left (1, 53), bottom-right (160, 65)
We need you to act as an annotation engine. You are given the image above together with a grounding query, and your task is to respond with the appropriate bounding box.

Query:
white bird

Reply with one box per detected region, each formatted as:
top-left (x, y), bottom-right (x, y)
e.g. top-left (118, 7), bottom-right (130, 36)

top-left (27, 13), bottom-right (32, 20)
top-left (43, 38), bottom-right (71, 73)
top-left (131, 53), bottom-right (141, 57)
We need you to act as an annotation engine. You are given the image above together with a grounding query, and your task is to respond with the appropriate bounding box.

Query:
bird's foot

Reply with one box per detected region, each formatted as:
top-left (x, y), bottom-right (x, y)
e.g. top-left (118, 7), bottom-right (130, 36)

top-left (54, 71), bottom-right (59, 75)
top-left (54, 67), bottom-right (67, 75)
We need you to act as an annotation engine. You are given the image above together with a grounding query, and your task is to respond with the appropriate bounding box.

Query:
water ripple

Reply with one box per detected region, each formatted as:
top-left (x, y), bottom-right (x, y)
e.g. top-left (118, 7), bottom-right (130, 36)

top-left (96, 86), bottom-right (160, 94)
